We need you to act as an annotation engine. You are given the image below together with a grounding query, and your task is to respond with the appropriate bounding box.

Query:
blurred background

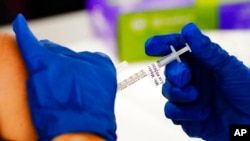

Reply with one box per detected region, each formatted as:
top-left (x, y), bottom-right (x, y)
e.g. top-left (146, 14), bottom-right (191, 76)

top-left (0, 0), bottom-right (86, 25)
top-left (1, 1), bottom-right (250, 141)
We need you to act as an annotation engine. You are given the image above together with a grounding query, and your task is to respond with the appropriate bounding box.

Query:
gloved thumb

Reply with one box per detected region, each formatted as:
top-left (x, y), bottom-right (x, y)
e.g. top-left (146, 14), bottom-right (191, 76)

top-left (12, 14), bottom-right (53, 74)
top-left (182, 23), bottom-right (248, 78)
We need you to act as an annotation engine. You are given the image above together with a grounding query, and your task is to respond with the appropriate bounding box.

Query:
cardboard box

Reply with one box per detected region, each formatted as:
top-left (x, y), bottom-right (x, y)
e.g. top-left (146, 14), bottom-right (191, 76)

top-left (87, 0), bottom-right (249, 62)
top-left (219, 1), bottom-right (250, 29)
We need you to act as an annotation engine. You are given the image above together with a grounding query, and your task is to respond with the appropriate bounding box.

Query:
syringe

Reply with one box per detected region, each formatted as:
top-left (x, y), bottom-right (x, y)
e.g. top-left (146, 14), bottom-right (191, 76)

top-left (117, 45), bottom-right (191, 91)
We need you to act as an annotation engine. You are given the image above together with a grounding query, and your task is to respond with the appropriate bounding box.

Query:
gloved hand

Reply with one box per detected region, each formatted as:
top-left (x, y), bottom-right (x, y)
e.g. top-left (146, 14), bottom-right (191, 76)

top-left (12, 14), bottom-right (117, 141)
top-left (145, 23), bottom-right (250, 141)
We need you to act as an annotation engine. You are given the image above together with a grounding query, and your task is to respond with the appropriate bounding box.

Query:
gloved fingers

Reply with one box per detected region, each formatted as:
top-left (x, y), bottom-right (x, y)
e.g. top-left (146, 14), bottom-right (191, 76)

top-left (40, 39), bottom-right (77, 56)
top-left (93, 52), bottom-right (116, 69)
top-left (12, 14), bottom-right (54, 73)
top-left (162, 60), bottom-right (197, 102)
top-left (40, 40), bottom-right (114, 67)
top-left (145, 33), bottom-right (186, 56)
top-left (164, 61), bottom-right (191, 88)
top-left (172, 119), bottom-right (182, 125)
top-left (164, 101), bottom-right (210, 120)
top-left (78, 51), bottom-right (116, 71)
top-left (162, 82), bottom-right (198, 103)
top-left (181, 23), bottom-right (242, 75)
top-left (93, 51), bottom-right (111, 59)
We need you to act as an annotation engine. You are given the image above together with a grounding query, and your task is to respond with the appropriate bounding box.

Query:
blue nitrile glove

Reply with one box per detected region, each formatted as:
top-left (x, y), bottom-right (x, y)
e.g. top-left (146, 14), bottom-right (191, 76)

top-left (12, 14), bottom-right (117, 141)
top-left (145, 23), bottom-right (250, 141)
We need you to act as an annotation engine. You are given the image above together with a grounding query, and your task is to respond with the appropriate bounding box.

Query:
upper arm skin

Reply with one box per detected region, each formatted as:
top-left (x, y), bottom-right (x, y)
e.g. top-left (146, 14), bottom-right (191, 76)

top-left (0, 33), bottom-right (38, 140)
top-left (0, 33), bottom-right (107, 141)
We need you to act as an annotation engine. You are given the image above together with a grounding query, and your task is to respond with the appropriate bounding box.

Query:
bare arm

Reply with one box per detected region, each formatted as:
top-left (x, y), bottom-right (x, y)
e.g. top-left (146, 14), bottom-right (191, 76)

top-left (0, 33), bottom-right (37, 140)
top-left (0, 33), bottom-right (108, 141)
top-left (53, 133), bottom-right (106, 141)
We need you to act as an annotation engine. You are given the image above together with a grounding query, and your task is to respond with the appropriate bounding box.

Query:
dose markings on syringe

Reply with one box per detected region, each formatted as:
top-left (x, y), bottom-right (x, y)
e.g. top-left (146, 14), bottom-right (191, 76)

top-left (118, 69), bottom-right (147, 91)
top-left (117, 63), bottom-right (165, 91)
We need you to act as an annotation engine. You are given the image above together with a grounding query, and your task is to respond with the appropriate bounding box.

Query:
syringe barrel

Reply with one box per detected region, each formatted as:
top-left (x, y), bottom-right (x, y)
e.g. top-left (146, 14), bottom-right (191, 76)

top-left (156, 54), bottom-right (177, 68)
top-left (117, 45), bottom-right (191, 92)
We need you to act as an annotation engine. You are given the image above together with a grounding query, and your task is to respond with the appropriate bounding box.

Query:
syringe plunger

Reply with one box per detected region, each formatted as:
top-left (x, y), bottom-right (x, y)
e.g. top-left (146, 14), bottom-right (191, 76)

top-left (156, 45), bottom-right (191, 68)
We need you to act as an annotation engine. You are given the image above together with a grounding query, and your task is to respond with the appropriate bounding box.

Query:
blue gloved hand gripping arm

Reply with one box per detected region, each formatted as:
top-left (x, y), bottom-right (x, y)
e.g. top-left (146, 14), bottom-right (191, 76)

top-left (12, 14), bottom-right (117, 141)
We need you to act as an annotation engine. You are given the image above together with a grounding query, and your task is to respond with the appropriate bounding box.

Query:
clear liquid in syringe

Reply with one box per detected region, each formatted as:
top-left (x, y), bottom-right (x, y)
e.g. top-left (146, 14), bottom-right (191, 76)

top-left (117, 62), bottom-right (165, 91)
top-left (118, 69), bottom-right (147, 91)
top-left (117, 45), bottom-right (192, 92)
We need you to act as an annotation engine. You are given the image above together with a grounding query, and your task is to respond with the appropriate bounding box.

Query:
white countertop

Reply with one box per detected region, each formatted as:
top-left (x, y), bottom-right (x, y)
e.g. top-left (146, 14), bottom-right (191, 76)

top-left (1, 10), bottom-right (250, 141)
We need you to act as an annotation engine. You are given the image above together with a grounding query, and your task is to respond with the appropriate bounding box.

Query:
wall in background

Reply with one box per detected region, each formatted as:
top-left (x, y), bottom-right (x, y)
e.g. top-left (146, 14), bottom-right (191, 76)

top-left (0, 0), bottom-right (86, 25)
